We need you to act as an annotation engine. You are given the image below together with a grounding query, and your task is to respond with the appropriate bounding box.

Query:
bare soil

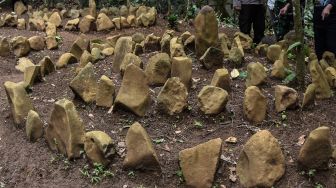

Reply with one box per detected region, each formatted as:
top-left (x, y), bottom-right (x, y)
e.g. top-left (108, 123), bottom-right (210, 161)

top-left (0, 15), bottom-right (335, 188)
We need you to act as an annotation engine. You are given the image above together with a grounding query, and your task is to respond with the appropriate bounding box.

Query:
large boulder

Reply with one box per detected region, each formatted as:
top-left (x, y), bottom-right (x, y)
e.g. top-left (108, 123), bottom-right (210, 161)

top-left (70, 34), bottom-right (90, 60)
top-left (246, 62), bottom-right (267, 87)
top-left (38, 56), bottom-right (55, 77)
top-left (45, 99), bottom-right (85, 159)
top-left (112, 37), bottom-right (134, 72)
top-left (145, 53), bottom-right (171, 86)
top-left (157, 77), bottom-right (188, 115)
top-left (28, 36), bottom-right (45, 51)
top-left (56, 53), bottom-right (77, 69)
top-left (26, 110), bottom-right (43, 142)
top-left (179, 138), bottom-right (222, 188)
top-left (171, 56), bottom-right (192, 88)
top-left (15, 57), bottom-right (34, 72)
top-left (64, 18), bottom-right (80, 31)
top-left (4, 81), bottom-right (34, 125)
top-left (29, 18), bottom-right (45, 31)
top-left (194, 6), bottom-right (218, 57)
top-left (274, 85), bottom-right (298, 112)
top-left (0, 37), bottom-right (10, 56)
top-left (96, 75), bottom-right (115, 108)
top-left (11, 36), bottom-right (31, 57)
top-left (298, 126), bottom-right (333, 169)
top-left (244, 86), bottom-right (267, 123)
top-left (237, 130), bottom-right (285, 188)
top-left (79, 15), bottom-right (96, 33)
top-left (228, 47), bottom-right (244, 66)
top-left (200, 47), bottom-right (224, 69)
top-left (267, 44), bottom-right (282, 62)
top-left (23, 65), bottom-right (42, 88)
top-left (302, 84), bottom-right (316, 108)
top-left (84, 131), bottom-right (115, 166)
top-left (197, 86), bottom-right (229, 115)
top-left (234, 32), bottom-right (253, 50)
top-left (309, 59), bottom-right (332, 99)
top-left (115, 64), bottom-right (150, 116)
top-left (96, 13), bottom-right (114, 31)
top-left (123, 122), bottom-right (160, 170)
top-left (120, 53), bottom-right (143, 75)
top-left (144, 33), bottom-right (160, 52)
top-left (48, 12), bottom-right (62, 27)
top-left (45, 36), bottom-right (58, 50)
top-left (210, 68), bottom-right (231, 91)
top-left (70, 63), bottom-right (97, 103)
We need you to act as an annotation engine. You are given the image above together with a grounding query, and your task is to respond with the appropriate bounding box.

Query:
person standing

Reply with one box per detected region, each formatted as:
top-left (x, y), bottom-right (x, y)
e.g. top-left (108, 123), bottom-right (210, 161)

top-left (233, 0), bottom-right (266, 44)
top-left (314, 0), bottom-right (336, 59)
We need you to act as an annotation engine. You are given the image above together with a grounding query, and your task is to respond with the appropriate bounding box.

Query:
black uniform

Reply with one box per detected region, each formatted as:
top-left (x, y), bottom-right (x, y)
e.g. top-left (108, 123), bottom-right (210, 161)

top-left (314, 0), bottom-right (336, 59)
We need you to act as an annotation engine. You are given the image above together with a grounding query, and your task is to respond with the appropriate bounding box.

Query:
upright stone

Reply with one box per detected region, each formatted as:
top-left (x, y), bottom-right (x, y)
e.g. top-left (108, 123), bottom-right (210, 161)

top-left (11, 36), bottom-right (30, 57)
top-left (210, 68), bottom-right (231, 91)
top-left (48, 12), bottom-right (62, 27)
top-left (157, 77), bottom-right (188, 115)
top-left (84, 131), bottom-right (115, 166)
top-left (96, 13), bottom-right (114, 31)
top-left (298, 126), bottom-right (333, 169)
top-left (26, 110), bottom-right (43, 142)
top-left (45, 99), bottom-right (85, 159)
top-left (194, 6), bottom-right (218, 57)
top-left (96, 75), bottom-right (115, 108)
top-left (120, 53), bottom-right (143, 75)
top-left (179, 138), bottom-right (222, 188)
top-left (200, 47), bottom-right (224, 69)
top-left (69, 63), bottom-right (97, 103)
top-left (0, 37), bottom-right (10, 56)
top-left (14, 1), bottom-right (27, 16)
top-left (237, 130), bottom-right (285, 188)
top-left (197, 86), bottom-right (229, 115)
top-left (4, 81), bottom-right (34, 125)
top-left (245, 62), bottom-right (267, 87)
top-left (38, 56), bottom-right (55, 77)
top-left (112, 37), bottom-right (134, 72)
top-left (244, 86), bottom-right (267, 123)
top-left (309, 59), bottom-right (332, 99)
top-left (123, 122), bottom-right (160, 170)
top-left (145, 53), bottom-right (171, 86)
top-left (171, 57), bottom-right (192, 88)
top-left (115, 64), bottom-right (150, 116)
top-left (274, 85), bottom-right (298, 112)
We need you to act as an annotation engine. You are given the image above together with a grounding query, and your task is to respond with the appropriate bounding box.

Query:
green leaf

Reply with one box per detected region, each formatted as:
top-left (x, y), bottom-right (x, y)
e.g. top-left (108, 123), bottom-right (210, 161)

top-left (239, 71), bottom-right (248, 79)
top-left (153, 138), bottom-right (165, 144)
top-left (287, 42), bottom-right (302, 53)
top-left (283, 71), bottom-right (296, 84)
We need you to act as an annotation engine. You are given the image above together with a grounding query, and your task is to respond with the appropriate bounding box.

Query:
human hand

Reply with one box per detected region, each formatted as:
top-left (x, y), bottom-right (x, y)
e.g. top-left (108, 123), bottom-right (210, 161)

top-left (234, 6), bottom-right (241, 11)
top-left (279, 4), bottom-right (290, 15)
top-left (322, 4), bottom-right (333, 20)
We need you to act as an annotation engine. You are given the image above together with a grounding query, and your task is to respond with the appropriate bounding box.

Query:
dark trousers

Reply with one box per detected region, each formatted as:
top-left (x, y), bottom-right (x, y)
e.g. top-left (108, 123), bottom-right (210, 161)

top-left (314, 6), bottom-right (336, 60)
top-left (239, 4), bottom-right (266, 44)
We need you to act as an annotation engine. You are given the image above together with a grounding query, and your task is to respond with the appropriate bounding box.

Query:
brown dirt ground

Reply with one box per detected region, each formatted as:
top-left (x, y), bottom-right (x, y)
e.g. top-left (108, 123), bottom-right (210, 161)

top-left (0, 14), bottom-right (335, 188)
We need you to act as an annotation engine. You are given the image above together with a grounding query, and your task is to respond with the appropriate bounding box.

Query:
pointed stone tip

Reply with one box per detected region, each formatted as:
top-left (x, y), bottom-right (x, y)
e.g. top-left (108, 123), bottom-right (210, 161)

top-left (200, 5), bottom-right (214, 14)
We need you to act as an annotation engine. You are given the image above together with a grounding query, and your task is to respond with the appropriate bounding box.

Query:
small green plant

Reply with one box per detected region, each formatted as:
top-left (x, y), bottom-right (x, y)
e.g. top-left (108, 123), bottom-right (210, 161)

top-left (300, 169), bottom-right (317, 181)
top-left (176, 169), bottom-right (184, 183)
top-left (0, 182), bottom-right (5, 188)
top-left (80, 163), bottom-right (114, 184)
top-left (153, 138), bottom-right (165, 144)
top-left (315, 182), bottom-right (324, 188)
top-left (281, 111), bottom-right (287, 121)
top-left (283, 68), bottom-right (296, 84)
top-left (194, 120), bottom-right (203, 129)
top-left (239, 71), bottom-right (248, 79)
top-left (167, 14), bottom-right (178, 30)
top-left (55, 35), bottom-right (63, 43)
top-left (128, 170), bottom-right (135, 177)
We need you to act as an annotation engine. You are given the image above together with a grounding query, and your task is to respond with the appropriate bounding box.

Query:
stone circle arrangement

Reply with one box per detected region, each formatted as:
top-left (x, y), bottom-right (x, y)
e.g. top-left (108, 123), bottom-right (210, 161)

top-left (2, 3), bottom-right (336, 188)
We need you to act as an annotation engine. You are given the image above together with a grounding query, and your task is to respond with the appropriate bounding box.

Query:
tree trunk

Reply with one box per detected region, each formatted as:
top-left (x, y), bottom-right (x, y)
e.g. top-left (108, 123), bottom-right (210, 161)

top-left (293, 0), bottom-right (305, 89)
top-left (168, 0), bottom-right (171, 15)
